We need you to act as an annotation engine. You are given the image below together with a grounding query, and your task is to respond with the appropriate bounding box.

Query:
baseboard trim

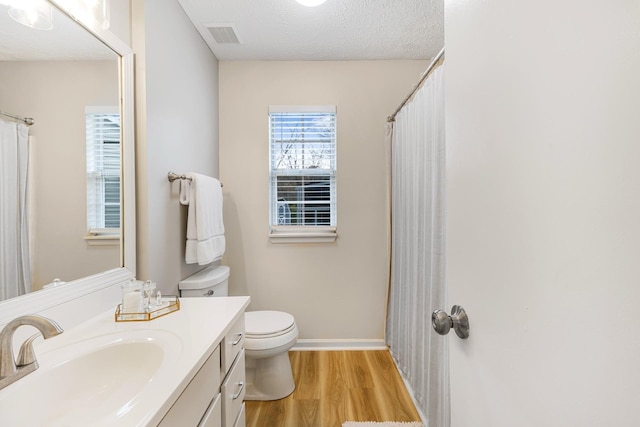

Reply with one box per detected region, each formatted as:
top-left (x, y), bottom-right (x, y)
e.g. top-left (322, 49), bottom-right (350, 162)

top-left (291, 339), bottom-right (388, 351)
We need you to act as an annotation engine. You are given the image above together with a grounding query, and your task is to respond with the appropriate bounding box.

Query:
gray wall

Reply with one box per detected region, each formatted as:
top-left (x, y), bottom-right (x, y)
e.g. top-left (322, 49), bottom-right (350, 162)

top-left (132, 0), bottom-right (219, 294)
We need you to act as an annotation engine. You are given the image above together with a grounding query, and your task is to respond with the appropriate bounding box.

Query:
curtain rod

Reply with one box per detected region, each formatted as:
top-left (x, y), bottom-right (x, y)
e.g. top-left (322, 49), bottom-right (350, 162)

top-left (387, 47), bottom-right (445, 123)
top-left (0, 111), bottom-right (34, 126)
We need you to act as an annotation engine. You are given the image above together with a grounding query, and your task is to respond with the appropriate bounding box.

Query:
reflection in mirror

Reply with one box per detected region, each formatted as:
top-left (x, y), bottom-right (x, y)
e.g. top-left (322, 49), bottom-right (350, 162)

top-left (0, 3), bottom-right (122, 301)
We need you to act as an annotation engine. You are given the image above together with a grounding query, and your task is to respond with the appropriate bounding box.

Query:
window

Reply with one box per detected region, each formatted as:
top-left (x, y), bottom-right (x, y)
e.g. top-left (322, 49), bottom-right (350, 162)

top-left (269, 105), bottom-right (337, 242)
top-left (85, 106), bottom-right (121, 239)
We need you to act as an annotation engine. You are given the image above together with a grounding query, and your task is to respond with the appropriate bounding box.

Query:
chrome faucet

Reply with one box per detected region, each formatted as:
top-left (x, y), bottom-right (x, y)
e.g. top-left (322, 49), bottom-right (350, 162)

top-left (0, 315), bottom-right (63, 390)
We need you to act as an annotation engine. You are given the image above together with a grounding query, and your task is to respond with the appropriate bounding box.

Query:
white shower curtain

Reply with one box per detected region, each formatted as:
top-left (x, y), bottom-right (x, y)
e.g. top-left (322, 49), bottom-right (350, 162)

top-left (0, 119), bottom-right (32, 300)
top-left (386, 63), bottom-right (449, 427)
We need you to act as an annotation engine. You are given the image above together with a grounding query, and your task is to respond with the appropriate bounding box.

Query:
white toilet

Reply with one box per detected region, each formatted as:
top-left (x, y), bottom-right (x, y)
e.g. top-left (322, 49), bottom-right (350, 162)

top-left (179, 265), bottom-right (299, 401)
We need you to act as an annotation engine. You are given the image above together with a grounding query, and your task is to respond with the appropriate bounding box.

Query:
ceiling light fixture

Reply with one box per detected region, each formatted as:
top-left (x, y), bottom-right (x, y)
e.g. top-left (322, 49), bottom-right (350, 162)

top-left (296, 0), bottom-right (327, 7)
top-left (59, 0), bottom-right (111, 29)
top-left (5, 0), bottom-right (53, 31)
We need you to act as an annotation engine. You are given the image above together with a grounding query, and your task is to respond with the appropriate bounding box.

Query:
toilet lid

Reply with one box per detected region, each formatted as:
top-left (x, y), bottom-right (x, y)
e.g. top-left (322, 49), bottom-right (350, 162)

top-left (245, 311), bottom-right (295, 336)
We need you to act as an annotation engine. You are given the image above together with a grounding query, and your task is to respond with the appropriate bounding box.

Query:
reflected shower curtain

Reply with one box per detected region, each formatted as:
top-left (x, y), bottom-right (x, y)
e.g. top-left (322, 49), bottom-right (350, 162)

top-left (386, 64), bottom-right (449, 427)
top-left (0, 119), bottom-right (31, 299)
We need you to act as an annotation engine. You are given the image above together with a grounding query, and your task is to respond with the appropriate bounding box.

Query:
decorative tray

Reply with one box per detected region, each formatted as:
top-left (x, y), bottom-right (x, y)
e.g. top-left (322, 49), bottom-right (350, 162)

top-left (115, 296), bottom-right (180, 322)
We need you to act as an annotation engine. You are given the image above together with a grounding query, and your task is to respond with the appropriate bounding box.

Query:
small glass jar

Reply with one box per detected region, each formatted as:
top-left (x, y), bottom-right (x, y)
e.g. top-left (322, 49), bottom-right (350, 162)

top-left (143, 280), bottom-right (157, 311)
top-left (121, 279), bottom-right (143, 313)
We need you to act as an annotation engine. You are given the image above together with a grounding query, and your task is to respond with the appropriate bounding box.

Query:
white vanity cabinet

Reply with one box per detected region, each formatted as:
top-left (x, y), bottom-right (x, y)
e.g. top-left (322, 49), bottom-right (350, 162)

top-left (158, 308), bottom-right (247, 427)
top-left (0, 295), bottom-right (250, 426)
top-left (221, 316), bottom-right (246, 427)
top-left (159, 347), bottom-right (222, 426)
top-left (199, 394), bottom-right (222, 427)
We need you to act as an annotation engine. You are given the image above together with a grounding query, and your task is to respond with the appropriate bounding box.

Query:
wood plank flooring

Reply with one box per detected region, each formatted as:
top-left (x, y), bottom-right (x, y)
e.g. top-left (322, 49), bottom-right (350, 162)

top-left (245, 350), bottom-right (421, 427)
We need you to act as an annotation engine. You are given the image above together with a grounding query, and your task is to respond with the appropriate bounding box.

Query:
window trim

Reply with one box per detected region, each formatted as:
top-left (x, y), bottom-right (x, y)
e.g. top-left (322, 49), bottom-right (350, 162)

top-left (269, 226), bottom-right (337, 244)
top-left (83, 232), bottom-right (120, 246)
top-left (268, 105), bottom-right (338, 243)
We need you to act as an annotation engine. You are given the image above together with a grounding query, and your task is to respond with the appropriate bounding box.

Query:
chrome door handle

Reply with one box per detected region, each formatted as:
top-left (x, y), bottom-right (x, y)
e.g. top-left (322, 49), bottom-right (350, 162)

top-left (432, 305), bottom-right (470, 339)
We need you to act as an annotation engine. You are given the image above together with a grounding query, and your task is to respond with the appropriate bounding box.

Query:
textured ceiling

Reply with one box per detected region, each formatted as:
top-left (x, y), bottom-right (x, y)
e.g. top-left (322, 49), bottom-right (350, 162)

top-left (0, 1), bottom-right (443, 61)
top-left (177, 0), bottom-right (444, 61)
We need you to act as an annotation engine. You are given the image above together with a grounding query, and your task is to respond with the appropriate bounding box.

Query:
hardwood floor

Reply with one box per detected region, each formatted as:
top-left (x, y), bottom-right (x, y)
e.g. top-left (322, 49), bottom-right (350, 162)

top-left (245, 350), bottom-right (421, 427)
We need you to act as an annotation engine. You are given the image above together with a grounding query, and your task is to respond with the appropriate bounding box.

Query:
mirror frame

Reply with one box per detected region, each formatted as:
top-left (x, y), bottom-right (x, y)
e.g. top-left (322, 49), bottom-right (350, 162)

top-left (0, 1), bottom-right (135, 325)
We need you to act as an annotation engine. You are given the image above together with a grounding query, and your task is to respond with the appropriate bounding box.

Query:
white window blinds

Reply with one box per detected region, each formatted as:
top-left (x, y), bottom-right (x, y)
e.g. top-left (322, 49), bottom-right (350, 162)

top-left (86, 106), bottom-right (121, 235)
top-left (269, 106), bottom-right (337, 230)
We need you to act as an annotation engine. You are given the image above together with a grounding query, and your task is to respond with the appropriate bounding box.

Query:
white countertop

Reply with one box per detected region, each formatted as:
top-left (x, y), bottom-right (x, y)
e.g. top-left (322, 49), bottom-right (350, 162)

top-left (0, 296), bottom-right (250, 426)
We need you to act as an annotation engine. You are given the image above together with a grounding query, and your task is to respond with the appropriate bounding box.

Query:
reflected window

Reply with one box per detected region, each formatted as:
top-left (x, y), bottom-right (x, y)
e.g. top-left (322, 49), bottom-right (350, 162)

top-left (85, 106), bottom-right (120, 235)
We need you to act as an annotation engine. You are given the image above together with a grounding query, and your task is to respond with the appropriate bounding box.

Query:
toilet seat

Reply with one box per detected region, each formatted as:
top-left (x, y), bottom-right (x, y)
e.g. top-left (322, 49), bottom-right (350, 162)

top-left (246, 323), bottom-right (297, 339)
top-left (245, 311), bottom-right (295, 337)
top-left (244, 311), bottom-right (298, 351)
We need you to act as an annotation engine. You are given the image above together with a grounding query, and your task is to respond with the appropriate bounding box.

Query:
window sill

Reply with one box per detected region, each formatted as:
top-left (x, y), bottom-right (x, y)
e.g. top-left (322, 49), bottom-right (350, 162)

top-left (84, 234), bottom-right (121, 246)
top-left (269, 227), bottom-right (337, 244)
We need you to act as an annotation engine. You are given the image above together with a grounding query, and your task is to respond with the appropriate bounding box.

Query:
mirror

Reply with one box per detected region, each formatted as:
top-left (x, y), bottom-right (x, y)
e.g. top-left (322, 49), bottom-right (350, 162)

top-left (0, 1), bottom-right (135, 302)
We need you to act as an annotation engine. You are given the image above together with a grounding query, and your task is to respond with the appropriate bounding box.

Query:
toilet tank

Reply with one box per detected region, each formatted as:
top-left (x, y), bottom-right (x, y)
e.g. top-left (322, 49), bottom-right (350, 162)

top-left (179, 265), bottom-right (230, 297)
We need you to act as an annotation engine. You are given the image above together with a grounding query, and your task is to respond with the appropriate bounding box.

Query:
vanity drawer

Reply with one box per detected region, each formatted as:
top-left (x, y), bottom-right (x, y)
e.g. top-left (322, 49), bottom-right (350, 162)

top-left (198, 393), bottom-right (222, 427)
top-left (159, 345), bottom-right (221, 427)
top-left (233, 403), bottom-right (246, 427)
top-left (221, 349), bottom-right (246, 427)
top-left (222, 315), bottom-right (245, 374)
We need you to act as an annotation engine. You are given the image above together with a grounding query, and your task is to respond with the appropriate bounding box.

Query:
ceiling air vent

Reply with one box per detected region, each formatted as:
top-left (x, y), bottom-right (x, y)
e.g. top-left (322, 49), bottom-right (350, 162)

top-left (205, 24), bottom-right (241, 44)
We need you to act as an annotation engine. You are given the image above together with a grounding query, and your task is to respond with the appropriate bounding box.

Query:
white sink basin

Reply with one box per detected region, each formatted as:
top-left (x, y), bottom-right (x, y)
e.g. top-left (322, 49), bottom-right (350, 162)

top-left (0, 329), bottom-right (182, 426)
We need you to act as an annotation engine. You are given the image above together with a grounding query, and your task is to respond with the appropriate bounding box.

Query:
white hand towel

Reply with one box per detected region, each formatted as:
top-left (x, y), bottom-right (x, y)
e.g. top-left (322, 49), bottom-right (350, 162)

top-left (179, 178), bottom-right (190, 205)
top-left (184, 173), bottom-right (225, 265)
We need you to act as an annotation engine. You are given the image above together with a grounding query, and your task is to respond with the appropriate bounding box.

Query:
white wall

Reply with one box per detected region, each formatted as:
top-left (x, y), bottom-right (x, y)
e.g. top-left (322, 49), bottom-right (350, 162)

top-left (132, 0), bottom-right (219, 295)
top-left (219, 60), bottom-right (427, 341)
top-left (446, 1), bottom-right (640, 425)
top-left (0, 60), bottom-right (120, 290)
top-left (109, 0), bottom-right (132, 46)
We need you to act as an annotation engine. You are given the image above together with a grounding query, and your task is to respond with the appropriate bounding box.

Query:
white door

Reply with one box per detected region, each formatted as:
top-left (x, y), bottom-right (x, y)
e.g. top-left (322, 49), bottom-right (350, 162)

top-left (444, 1), bottom-right (640, 426)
